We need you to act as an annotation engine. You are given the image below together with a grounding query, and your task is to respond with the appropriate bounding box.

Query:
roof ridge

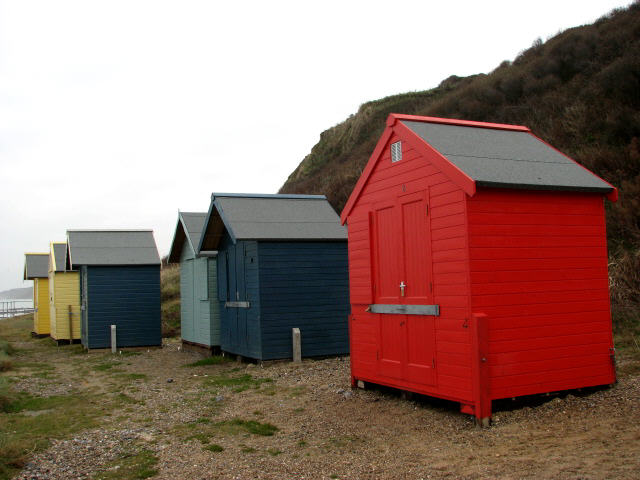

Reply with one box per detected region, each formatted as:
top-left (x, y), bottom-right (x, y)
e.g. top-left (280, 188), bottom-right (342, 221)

top-left (389, 113), bottom-right (530, 132)
top-left (212, 193), bottom-right (326, 200)
top-left (67, 229), bottom-right (153, 232)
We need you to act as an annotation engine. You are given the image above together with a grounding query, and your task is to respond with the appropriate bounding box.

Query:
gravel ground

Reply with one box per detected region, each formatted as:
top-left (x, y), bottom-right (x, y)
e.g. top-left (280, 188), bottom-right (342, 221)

top-left (8, 338), bottom-right (640, 480)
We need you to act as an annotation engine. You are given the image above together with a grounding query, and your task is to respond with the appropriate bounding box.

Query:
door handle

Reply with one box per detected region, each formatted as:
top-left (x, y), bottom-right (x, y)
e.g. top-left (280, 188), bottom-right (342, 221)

top-left (399, 281), bottom-right (406, 296)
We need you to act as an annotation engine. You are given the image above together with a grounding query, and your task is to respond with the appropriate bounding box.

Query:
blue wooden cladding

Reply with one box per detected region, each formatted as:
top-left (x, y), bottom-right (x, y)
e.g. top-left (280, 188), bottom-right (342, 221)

top-left (80, 265), bottom-right (161, 349)
top-left (199, 193), bottom-right (350, 361)
top-left (67, 229), bottom-right (162, 350)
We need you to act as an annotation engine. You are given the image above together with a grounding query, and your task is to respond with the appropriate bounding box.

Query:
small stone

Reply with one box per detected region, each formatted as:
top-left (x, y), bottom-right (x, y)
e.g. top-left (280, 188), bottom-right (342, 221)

top-left (167, 378), bottom-right (173, 383)
top-left (215, 395), bottom-right (224, 402)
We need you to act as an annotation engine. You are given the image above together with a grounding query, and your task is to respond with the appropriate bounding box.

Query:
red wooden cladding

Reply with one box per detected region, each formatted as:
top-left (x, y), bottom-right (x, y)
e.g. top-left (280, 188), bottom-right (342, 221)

top-left (343, 114), bottom-right (616, 424)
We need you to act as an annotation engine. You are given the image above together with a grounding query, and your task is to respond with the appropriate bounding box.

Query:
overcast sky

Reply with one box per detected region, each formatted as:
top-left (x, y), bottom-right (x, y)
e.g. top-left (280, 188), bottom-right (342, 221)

top-left (0, 0), bottom-right (632, 292)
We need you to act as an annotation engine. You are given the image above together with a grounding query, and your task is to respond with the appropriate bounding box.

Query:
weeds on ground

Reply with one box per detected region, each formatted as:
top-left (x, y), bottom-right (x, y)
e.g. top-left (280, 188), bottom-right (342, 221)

top-left (184, 355), bottom-right (231, 367)
top-left (187, 433), bottom-right (212, 444)
top-left (206, 444), bottom-right (224, 452)
top-left (215, 418), bottom-right (279, 436)
top-left (114, 373), bottom-right (148, 381)
top-left (205, 373), bottom-right (272, 392)
top-left (239, 444), bottom-right (256, 453)
top-left (0, 390), bottom-right (101, 479)
top-left (92, 448), bottom-right (159, 480)
top-left (0, 340), bottom-right (15, 372)
top-left (93, 362), bottom-right (120, 371)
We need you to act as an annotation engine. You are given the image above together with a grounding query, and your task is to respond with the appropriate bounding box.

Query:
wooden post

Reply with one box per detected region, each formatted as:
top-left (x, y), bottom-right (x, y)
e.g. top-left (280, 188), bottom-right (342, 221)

top-left (68, 305), bottom-right (73, 341)
top-left (292, 327), bottom-right (301, 363)
top-left (110, 325), bottom-right (117, 354)
top-left (471, 312), bottom-right (491, 427)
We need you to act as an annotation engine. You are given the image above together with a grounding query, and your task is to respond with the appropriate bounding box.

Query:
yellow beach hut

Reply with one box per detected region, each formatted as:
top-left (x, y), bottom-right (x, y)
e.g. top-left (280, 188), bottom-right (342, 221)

top-left (24, 253), bottom-right (51, 336)
top-left (48, 242), bottom-right (81, 343)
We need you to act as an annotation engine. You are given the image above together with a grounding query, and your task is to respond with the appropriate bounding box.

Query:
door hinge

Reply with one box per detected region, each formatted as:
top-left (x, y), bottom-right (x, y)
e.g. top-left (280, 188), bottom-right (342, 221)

top-left (429, 281), bottom-right (433, 292)
top-left (376, 350), bottom-right (379, 361)
top-left (432, 358), bottom-right (436, 369)
top-left (426, 204), bottom-right (429, 216)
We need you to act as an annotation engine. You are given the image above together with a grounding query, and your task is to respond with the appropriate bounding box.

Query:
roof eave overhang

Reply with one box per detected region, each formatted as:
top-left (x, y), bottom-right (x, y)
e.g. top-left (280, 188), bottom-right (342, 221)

top-left (167, 213), bottom-right (194, 264)
top-left (198, 194), bottom-right (237, 252)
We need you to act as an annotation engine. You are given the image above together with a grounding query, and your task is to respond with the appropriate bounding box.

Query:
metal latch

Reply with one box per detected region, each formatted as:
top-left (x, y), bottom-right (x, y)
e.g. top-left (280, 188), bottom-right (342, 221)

top-left (399, 281), bottom-right (406, 297)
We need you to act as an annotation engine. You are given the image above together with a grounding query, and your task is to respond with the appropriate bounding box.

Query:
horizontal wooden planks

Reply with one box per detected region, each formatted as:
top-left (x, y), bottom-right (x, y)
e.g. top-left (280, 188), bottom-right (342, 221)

top-left (86, 265), bottom-right (161, 348)
top-left (258, 241), bottom-right (349, 360)
top-left (468, 188), bottom-right (614, 398)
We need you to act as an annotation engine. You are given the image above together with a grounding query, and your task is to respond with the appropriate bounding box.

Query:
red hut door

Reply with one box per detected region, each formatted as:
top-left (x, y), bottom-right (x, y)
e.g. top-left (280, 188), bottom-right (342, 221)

top-left (373, 190), bottom-right (436, 386)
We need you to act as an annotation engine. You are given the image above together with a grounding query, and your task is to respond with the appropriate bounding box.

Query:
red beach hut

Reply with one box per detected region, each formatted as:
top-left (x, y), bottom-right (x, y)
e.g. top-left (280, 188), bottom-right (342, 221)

top-left (341, 114), bottom-right (617, 425)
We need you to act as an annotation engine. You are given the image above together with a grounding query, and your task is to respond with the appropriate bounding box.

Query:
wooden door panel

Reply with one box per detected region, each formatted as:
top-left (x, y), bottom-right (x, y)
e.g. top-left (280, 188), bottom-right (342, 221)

top-left (400, 192), bottom-right (433, 305)
top-left (405, 315), bottom-right (436, 386)
top-left (378, 314), bottom-right (403, 379)
top-left (373, 205), bottom-right (401, 304)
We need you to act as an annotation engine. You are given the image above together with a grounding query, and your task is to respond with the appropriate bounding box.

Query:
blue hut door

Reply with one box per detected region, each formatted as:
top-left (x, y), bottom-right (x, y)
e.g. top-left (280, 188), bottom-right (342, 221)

top-left (226, 243), bottom-right (248, 353)
top-left (80, 267), bottom-right (89, 346)
top-left (236, 243), bottom-right (248, 352)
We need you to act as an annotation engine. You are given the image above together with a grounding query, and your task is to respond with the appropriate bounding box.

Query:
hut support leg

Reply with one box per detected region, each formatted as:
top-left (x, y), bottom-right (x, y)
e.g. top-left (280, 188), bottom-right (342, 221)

top-left (471, 313), bottom-right (492, 427)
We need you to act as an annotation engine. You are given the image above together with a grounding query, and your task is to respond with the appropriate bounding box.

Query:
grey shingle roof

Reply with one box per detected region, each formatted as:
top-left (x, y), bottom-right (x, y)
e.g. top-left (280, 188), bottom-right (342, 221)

top-left (199, 194), bottom-right (346, 250)
top-left (51, 243), bottom-right (67, 272)
top-left (167, 212), bottom-right (207, 263)
top-left (181, 212), bottom-right (207, 251)
top-left (67, 230), bottom-right (160, 267)
top-left (24, 253), bottom-right (49, 279)
top-left (402, 120), bottom-right (614, 193)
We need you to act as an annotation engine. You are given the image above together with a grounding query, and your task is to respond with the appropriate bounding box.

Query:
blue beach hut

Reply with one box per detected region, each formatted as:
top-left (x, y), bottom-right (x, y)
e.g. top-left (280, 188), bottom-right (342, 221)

top-left (198, 193), bottom-right (350, 361)
top-left (67, 229), bottom-right (161, 349)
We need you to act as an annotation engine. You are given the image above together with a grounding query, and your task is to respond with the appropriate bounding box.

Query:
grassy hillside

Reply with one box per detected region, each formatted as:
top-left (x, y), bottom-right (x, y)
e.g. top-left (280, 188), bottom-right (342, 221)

top-left (279, 2), bottom-right (640, 335)
top-left (161, 263), bottom-right (180, 337)
top-left (280, 3), bottom-right (639, 245)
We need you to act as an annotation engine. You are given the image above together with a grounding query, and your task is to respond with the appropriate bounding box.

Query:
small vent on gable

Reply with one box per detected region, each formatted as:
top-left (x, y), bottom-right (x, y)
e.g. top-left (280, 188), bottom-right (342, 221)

top-left (391, 141), bottom-right (402, 163)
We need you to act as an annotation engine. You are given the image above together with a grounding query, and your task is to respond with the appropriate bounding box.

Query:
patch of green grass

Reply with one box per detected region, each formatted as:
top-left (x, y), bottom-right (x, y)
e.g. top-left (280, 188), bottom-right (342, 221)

top-left (114, 373), bottom-right (148, 381)
top-left (114, 393), bottom-right (143, 406)
top-left (195, 417), bottom-right (211, 424)
top-left (215, 418), bottom-right (279, 436)
top-left (93, 362), bottom-right (119, 371)
top-left (206, 444), bottom-right (224, 452)
top-left (205, 373), bottom-right (272, 393)
top-left (0, 353), bottom-right (12, 372)
top-left (1, 393), bottom-right (69, 413)
top-left (0, 390), bottom-right (101, 479)
top-left (0, 341), bottom-right (15, 372)
top-left (297, 440), bottom-right (307, 447)
top-left (119, 351), bottom-right (141, 357)
top-left (187, 433), bottom-right (211, 444)
top-left (267, 448), bottom-right (282, 456)
top-left (15, 362), bottom-right (55, 372)
top-left (92, 448), bottom-right (158, 480)
top-left (239, 444), bottom-right (256, 453)
top-left (184, 355), bottom-right (231, 367)
top-left (329, 475), bottom-right (339, 479)
top-left (0, 340), bottom-right (16, 356)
